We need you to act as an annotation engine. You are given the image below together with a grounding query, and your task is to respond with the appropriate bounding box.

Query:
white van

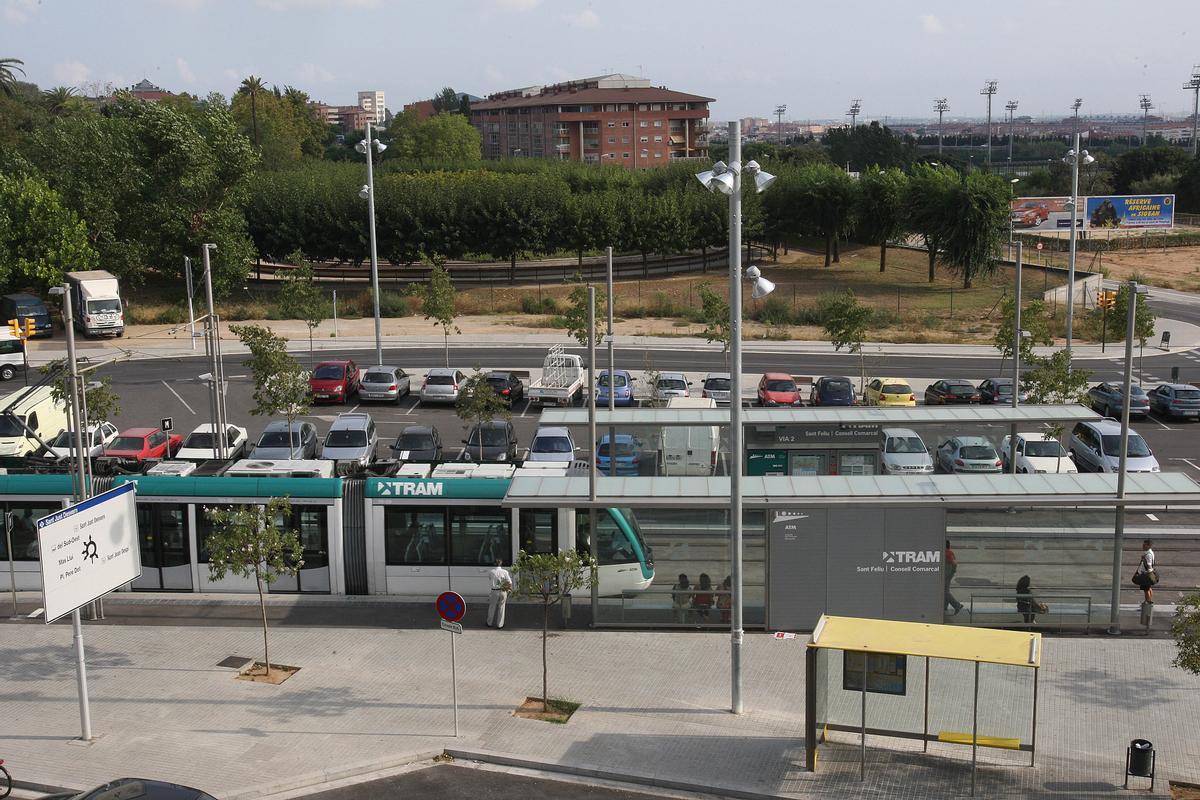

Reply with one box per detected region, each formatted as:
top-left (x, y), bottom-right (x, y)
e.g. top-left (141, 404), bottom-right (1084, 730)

top-left (658, 397), bottom-right (720, 476)
top-left (0, 385), bottom-right (70, 456)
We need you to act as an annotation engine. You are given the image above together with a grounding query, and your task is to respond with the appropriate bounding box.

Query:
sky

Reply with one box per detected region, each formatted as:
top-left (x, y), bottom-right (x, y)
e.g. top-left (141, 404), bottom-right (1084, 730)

top-left (3, 0), bottom-right (1199, 122)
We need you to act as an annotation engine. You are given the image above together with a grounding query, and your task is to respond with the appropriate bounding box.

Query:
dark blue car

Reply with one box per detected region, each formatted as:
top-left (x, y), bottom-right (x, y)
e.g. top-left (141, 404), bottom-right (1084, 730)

top-left (1087, 382), bottom-right (1149, 418)
top-left (596, 369), bottom-right (635, 407)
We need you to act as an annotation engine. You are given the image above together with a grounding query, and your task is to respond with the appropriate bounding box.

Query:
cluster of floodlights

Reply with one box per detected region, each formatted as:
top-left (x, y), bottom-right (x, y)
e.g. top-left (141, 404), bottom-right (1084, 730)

top-left (694, 159), bottom-right (777, 300)
top-left (356, 135), bottom-right (387, 199)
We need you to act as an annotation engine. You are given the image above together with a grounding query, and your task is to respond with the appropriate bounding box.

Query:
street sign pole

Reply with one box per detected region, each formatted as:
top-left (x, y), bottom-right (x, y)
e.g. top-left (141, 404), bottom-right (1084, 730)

top-left (450, 625), bottom-right (458, 737)
top-left (435, 591), bottom-right (466, 738)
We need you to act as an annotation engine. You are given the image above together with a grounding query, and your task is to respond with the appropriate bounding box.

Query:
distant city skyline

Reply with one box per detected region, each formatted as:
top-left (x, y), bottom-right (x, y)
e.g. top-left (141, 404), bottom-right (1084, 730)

top-left (4, 0), bottom-right (1199, 121)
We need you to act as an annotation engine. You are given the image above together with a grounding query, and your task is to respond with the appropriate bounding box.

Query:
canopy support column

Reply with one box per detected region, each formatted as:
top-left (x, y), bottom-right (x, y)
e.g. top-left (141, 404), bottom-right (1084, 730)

top-left (971, 660), bottom-right (980, 796)
top-left (1031, 667), bottom-right (1039, 766)
top-left (860, 657), bottom-right (868, 781)
top-left (923, 656), bottom-right (930, 753)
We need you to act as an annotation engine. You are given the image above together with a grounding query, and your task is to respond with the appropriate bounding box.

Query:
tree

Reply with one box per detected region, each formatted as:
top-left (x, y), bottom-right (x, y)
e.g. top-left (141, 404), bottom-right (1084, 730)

top-left (431, 86), bottom-right (460, 114)
top-left (1172, 591), bottom-right (1200, 675)
top-left (41, 358), bottom-right (121, 433)
top-left (793, 164), bottom-right (856, 267)
top-left (238, 75), bottom-right (265, 148)
top-left (0, 172), bottom-right (98, 290)
top-left (456, 369), bottom-right (512, 461)
top-left (822, 290), bottom-right (872, 391)
top-left (205, 497), bottom-right (302, 677)
top-left (1110, 283), bottom-right (1157, 346)
top-left (938, 171), bottom-right (1010, 289)
top-left (0, 57), bottom-right (24, 98)
top-left (512, 548), bottom-right (595, 713)
top-left (41, 86), bottom-right (78, 116)
top-left (230, 324), bottom-right (311, 458)
top-left (388, 112), bottom-right (481, 163)
top-left (906, 164), bottom-right (957, 282)
top-left (561, 273), bottom-right (606, 348)
top-left (1021, 350), bottom-right (1091, 406)
top-left (1176, 157), bottom-right (1200, 213)
top-left (277, 252), bottom-right (326, 365)
top-left (422, 265), bottom-right (459, 367)
top-left (855, 167), bottom-right (909, 272)
top-left (697, 283), bottom-right (731, 367)
top-left (993, 297), bottom-right (1052, 374)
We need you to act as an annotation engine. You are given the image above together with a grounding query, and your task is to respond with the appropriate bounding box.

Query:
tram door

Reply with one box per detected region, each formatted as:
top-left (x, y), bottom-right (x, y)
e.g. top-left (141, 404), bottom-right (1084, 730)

top-left (271, 506), bottom-right (331, 593)
top-left (132, 504), bottom-right (192, 591)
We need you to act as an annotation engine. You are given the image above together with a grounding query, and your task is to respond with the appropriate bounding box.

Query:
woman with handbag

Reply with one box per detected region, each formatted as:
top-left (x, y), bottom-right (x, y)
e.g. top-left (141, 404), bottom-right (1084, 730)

top-left (1133, 539), bottom-right (1158, 604)
top-left (1015, 575), bottom-right (1047, 624)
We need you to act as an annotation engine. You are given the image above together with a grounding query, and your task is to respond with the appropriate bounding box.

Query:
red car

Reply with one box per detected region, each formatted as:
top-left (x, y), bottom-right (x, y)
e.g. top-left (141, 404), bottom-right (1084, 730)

top-left (757, 372), bottom-right (803, 407)
top-left (310, 359), bottom-right (360, 404)
top-left (1010, 201), bottom-right (1050, 228)
top-left (103, 427), bottom-right (183, 464)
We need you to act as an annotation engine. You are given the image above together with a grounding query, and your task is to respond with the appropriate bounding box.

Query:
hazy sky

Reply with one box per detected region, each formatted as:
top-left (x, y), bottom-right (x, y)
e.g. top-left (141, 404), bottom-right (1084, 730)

top-left (4, 0), bottom-right (1198, 121)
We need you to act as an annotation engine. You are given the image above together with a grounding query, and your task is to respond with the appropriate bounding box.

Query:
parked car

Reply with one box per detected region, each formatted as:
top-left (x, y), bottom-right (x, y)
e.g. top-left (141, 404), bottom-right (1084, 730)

top-left (102, 426), bottom-right (183, 465)
top-left (420, 368), bottom-right (466, 405)
top-left (701, 372), bottom-right (731, 405)
top-left (863, 377), bottom-right (916, 407)
top-left (757, 372), bottom-right (803, 407)
top-left (978, 377), bottom-right (1027, 405)
top-left (321, 412), bottom-right (379, 466)
top-left (309, 359), bottom-right (360, 404)
top-left (37, 777), bottom-right (217, 800)
top-left (1149, 383), bottom-right (1200, 419)
top-left (925, 379), bottom-right (980, 405)
top-left (0, 330), bottom-right (25, 382)
top-left (460, 420), bottom-right (518, 463)
top-left (175, 423), bottom-right (249, 461)
top-left (1087, 382), bottom-right (1150, 418)
top-left (1001, 432), bottom-right (1077, 474)
top-left (358, 366), bottom-right (410, 403)
top-left (0, 292), bottom-right (53, 338)
top-left (879, 427), bottom-right (934, 474)
top-left (389, 424), bottom-right (443, 462)
top-left (486, 371), bottom-right (525, 405)
top-left (527, 426), bottom-right (577, 463)
top-left (655, 372), bottom-right (691, 401)
top-left (1069, 419), bottom-right (1160, 473)
top-left (935, 436), bottom-right (1003, 474)
top-left (48, 422), bottom-right (120, 459)
top-left (596, 433), bottom-right (641, 476)
top-left (596, 369), bottom-right (635, 407)
top-left (250, 420), bottom-right (319, 460)
top-left (810, 375), bottom-right (857, 406)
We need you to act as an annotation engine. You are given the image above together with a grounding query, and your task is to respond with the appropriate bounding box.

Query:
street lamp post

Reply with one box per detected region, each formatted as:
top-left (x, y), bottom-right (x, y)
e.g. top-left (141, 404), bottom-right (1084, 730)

top-left (981, 81), bottom-right (998, 168)
top-left (1139, 95), bottom-right (1154, 145)
top-left (1186, 67), bottom-right (1200, 157)
top-left (1005, 100), bottom-right (1018, 164)
top-left (356, 121), bottom-right (387, 368)
top-left (1071, 98), bottom-right (1083, 142)
top-left (1063, 135), bottom-right (1094, 371)
top-left (696, 123), bottom-right (776, 715)
top-left (1008, 178), bottom-right (1020, 259)
top-left (847, 99), bottom-right (861, 130)
top-left (935, 99), bottom-right (948, 155)
top-left (775, 104), bottom-right (786, 144)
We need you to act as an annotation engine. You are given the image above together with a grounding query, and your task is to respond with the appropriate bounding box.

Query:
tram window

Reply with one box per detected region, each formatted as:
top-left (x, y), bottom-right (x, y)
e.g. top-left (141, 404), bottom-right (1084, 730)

top-left (449, 507), bottom-right (511, 566)
top-left (384, 508), bottom-right (446, 565)
top-left (295, 507), bottom-right (329, 569)
top-left (2, 502), bottom-right (57, 561)
top-left (196, 504), bottom-right (238, 562)
top-left (518, 509), bottom-right (557, 555)
top-left (575, 509), bottom-right (635, 565)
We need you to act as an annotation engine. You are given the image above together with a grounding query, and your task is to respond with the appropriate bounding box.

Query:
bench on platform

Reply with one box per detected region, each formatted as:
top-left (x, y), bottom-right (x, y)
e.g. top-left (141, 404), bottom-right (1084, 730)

top-left (937, 731), bottom-right (1021, 750)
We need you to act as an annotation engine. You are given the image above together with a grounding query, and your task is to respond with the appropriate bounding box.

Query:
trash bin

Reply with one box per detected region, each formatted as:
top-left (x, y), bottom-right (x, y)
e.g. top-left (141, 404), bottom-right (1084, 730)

top-left (1129, 739), bottom-right (1154, 777)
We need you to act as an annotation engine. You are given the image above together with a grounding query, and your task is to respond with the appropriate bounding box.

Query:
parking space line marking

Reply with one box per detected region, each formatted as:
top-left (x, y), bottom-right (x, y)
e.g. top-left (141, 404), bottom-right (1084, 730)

top-left (405, 400), bottom-right (419, 416)
top-left (1146, 513), bottom-right (1159, 521)
top-left (1171, 458), bottom-right (1200, 472)
top-left (162, 381), bottom-right (196, 414)
top-left (519, 400), bottom-right (531, 418)
top-left (1149, 416), bottom-right (1173, 431)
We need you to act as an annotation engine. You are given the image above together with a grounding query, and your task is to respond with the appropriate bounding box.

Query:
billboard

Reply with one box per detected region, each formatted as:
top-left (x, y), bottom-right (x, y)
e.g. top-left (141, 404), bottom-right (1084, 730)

top-left (37, 483), bottom-right (140, 623)
top-left (1085, 194), bottom-right (1175, 229)
top-left (1010, 196), bottom-right (1082, 232)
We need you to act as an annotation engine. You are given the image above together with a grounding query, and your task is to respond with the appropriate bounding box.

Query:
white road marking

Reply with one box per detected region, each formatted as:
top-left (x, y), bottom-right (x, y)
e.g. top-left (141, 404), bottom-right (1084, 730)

top-left (405, 400), bottom-right (419, 416)
top-left (161, 381), bottom-right (196, 414)
top-left (1171, 457), bottom-right (1200, 472)
top-left (349, 404), bottom-right (359, 413)
top-left (227, 374), bottom-right (247, 379)
top-left (28, 608), bottom-right (44, 618)
top-left (1148, 416), bottom-right (1173, 431)
top-left (1146, 513), bottom-right (1159, 521)
top-left (519, 400), bottom-right (531, 418)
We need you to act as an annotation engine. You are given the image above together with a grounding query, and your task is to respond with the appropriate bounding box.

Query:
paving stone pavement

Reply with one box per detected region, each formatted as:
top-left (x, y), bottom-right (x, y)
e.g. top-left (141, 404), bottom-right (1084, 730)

top-left (0, 622), bottom-right (1195, 799)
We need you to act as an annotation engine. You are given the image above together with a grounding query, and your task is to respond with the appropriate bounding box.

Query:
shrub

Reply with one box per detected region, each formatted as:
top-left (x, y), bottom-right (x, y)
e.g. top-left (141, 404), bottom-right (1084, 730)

top-left (377, 290), bottom-right (410, 318)
top-left (520, 296), bottom-right (559, 314)
top-left (152, 306), bottom-right (188, 325)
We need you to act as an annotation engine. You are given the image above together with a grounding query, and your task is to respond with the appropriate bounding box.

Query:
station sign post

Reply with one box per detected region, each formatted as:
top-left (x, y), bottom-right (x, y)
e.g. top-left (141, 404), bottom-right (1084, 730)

top-left (436, 591), bottom-right (466, 737)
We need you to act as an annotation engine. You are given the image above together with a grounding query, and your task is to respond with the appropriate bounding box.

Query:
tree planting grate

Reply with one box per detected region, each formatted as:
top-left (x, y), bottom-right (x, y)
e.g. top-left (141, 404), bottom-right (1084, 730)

top-left (217, 655), bottom-right (253, 669)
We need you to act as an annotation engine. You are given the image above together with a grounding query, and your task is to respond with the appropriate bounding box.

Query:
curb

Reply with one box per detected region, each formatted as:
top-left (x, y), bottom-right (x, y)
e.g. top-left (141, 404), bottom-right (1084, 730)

top-left (13, 778), bottom-right (78, 795)
top-left (443, 747), bottom-right (789, 800)
top-left (222, 749), bottom-right (442, 800)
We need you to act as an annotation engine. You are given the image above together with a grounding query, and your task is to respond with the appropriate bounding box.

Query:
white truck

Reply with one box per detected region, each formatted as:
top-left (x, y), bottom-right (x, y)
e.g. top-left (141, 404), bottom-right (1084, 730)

top-left (658, 396), bottom-right (720, 476)
top-left (527, 345), bottom-right (586, 407)
top-left (65, 270), bottom-right (124, 337)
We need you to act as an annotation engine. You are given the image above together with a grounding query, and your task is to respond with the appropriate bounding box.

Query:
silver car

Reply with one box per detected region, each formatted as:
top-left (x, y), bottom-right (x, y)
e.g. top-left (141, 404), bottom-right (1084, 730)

top-left (420, 368), bottom-right (465, 405)
top-left (701, 372), bottom-right (731, 405)
top-left (251, 421), bottom-right (319, 460)
top-left (359, 366), bottom-right (411, 403)
top-left (935, 436), bottom-right (1003, 474)
top-left (321, 412), bottom-right (379, 466)
top-left (655, 372), bottom-right (691, 400)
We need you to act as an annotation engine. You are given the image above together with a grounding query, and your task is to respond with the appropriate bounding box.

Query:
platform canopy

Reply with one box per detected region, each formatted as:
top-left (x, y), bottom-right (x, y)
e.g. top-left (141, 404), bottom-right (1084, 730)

top-left (809, 614), bottom-right (1041, 668)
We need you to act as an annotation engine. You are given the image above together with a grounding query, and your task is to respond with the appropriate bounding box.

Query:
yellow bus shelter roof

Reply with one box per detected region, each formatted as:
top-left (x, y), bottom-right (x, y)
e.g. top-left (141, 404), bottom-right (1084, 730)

top-left (808, 615), bottom-right (1042, 668)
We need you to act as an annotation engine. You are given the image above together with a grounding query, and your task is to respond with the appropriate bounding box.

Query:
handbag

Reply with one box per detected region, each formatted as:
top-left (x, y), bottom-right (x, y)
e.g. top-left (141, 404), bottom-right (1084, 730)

top-left (1035, 601), bottom-right (1049, 615)
top-left (1147, 569), bottom-right (1160, 586)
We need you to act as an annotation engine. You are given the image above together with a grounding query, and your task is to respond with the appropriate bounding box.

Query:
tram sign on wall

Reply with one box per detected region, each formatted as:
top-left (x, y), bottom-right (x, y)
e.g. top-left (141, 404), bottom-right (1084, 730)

top-left (36, 483), bottom-right (140, 624)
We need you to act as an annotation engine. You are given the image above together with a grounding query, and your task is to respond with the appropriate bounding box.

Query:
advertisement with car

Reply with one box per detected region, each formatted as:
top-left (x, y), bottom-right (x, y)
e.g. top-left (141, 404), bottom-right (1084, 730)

top-left (1011, 194), bottom-right (1175, 231)
top-left (1009, 196), bottom-right (1079, 231)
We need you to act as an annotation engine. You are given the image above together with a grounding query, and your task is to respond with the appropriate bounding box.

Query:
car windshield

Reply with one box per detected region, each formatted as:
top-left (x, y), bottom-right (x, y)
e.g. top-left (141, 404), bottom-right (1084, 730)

top-left (313, 365), bottom-right (345, 380)
top-left (426, 374), bottom-right (454, 385)
top-left (881, 383), bottom-right (912, 394)
top-left (599, 374), bottom-right (628, 388)
top-left (487, 378), bottom-right (509, 389)
top-left (704, 378), bottom-right (730, 391)
top-left (108, 436), bottom-right (146, 451)
top-left (534, 436), bottom-right (573, 453)
top-left (468, 428), bottom-right (509, 447)
top-left (1102, 434), bottom-right (1151, 458)
top-left (51, 431), bottom-right (92, 448)
top-left (947, 384), bottom-right (975, 395)
top-left (658, 379), bottom-right (687, 390)
top-left (993, 383), bottom-right (1013, 394)
top-left (182, 433), bottom-right (215, 449)
top-left (363, 371), bottom-right (394, 383)
top-left (86, 298), bottom-right (121, 314)
top-left (766, 380), bottom-right (796, 392)
top-left (598, 441), bottom-right (637, 457)
top-left (1175, 389), bottom-right (1200, 399)
top-left (820, 380), bottom-right (853, 398)
top-left (0, 415), bottom-right (27, 437)
top-left (258, 431), bottom-right (301, 447)
top-left (886, 436), bottom-right (926, 454)
top-left (960, 445), bottom-right (996, 460)
top-left (326, 430), bottom-right (367, 447)
top-left (396, 433), bottom-right (435, 449)
top-left (1024, 440), bottom-right (1066, 458)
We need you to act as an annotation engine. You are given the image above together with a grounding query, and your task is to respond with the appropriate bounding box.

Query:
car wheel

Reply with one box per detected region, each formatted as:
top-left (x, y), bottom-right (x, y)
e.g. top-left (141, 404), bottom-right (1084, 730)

top-left (0, 366), bottom-right (14, 381)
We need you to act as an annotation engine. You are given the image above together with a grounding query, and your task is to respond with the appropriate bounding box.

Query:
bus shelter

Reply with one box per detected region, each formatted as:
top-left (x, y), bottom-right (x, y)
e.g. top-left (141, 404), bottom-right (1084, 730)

top-left (805, 614), bottom-right (1041, 795)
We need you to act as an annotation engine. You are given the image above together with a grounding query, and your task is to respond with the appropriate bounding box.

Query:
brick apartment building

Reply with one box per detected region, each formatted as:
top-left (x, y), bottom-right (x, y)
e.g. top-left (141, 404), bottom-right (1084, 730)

top-left (470, 74), bottom-right (712, 168)
top-left (310, 102), bottom-right (372, 132)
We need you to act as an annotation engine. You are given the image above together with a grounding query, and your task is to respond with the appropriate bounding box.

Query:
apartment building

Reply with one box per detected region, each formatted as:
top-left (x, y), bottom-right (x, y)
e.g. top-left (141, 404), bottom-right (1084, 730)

top-left (310, 102), bottom-right (372, 132)
top-left (470, 74), bottom-right (712, 168)
top-left (357, 90), bottom-right (386, 126)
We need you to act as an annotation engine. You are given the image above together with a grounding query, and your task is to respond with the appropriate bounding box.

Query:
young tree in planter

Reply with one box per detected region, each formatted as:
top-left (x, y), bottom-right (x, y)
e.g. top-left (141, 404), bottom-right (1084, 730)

top-left (230, 324), bottom-right (311, 458)
top-left (561, 273), bottom-right (606, 348)
top-left (1020, 349), bottom-right (1092, 445)
top-left (513, 548), bottom-right (596, 713)
top-left (697, 283), bottom-right (731, 369)
top-left (205, 497), bottom-right (302, 677)
top-left (1172, 591), bottom-right (1200, 675)
top-left (992, 296), bottom-right (1052, 375)
top-left (422, 264), bottom-right (459, 368)
top-left (277, 251), bottom-right (326, 366)
top-left (821, 290), bottom-right (873, 392)
top-left (456, 368), bottom-right (511, 462)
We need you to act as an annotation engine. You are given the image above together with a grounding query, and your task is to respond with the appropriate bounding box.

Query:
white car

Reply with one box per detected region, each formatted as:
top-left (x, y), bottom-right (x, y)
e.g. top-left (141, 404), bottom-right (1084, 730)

top-left (175, 423), bottom-right (249, 461)
top-left (655, 372), bottom-right (692, 401)
top-left (1001, 432), bottom-right (1078, 475)
top-left (527, 426), bottom-right (577, 463)
top-left (48, 422), bottom-right (120, 459)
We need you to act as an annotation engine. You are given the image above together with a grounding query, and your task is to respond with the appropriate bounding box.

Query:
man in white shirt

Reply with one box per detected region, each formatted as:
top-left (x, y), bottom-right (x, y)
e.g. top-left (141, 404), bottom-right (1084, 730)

top-left (487, 559), bottom-right (513, 629)
top-left (1134, 539), bottom-right (1157, 603)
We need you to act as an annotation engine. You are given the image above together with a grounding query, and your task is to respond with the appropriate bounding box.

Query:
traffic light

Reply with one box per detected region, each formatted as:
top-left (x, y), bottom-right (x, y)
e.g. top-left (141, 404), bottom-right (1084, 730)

top-left (22, 318), bottom-right (36, 339)
top-left (6, 319), bottom-right (19, 338)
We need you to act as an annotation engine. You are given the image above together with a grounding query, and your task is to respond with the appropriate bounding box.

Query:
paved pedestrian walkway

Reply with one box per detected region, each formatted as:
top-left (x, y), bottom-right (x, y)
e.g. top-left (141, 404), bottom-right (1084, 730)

top-left (1, 620), bottom-right (1195, 799)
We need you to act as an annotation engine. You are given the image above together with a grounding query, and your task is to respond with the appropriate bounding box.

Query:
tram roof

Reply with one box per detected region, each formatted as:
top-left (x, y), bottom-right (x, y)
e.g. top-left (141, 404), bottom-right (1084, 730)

top-left (538, 404), bottom-right (1101, 427)
top-left (502, 471), bottom-right (1200, 508)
